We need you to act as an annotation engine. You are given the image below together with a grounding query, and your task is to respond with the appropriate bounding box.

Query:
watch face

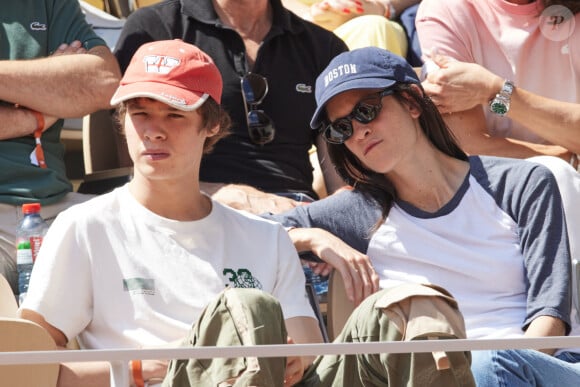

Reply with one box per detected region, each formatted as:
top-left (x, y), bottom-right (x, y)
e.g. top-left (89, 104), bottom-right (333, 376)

top-left (490, 100), bottom-right (508, 116)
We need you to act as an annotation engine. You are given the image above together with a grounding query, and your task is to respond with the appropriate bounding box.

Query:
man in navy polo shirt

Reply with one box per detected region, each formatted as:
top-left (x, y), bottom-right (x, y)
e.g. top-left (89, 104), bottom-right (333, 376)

top-left (115, 0), bottom-right (349, 215)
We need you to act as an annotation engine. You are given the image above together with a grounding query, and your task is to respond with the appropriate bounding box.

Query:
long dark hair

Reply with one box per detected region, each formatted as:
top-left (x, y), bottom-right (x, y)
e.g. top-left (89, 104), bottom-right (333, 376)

top-left (327, 83), bottom-right (468, 229)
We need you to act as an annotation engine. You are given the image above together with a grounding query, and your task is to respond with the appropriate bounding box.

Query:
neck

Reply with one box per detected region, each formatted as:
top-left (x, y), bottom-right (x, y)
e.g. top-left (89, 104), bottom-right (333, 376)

top-left (389, 151), bottom-right (470, 213)
top-left (213, 0), bottom-right (272, 39)
top-left (128, 177), bottom-right (211, 221)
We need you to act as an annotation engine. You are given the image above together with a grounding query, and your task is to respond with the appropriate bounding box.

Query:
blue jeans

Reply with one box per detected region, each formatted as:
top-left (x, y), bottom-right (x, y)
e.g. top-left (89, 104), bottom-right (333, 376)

top-left (471, 349), bottom-right (580, 386)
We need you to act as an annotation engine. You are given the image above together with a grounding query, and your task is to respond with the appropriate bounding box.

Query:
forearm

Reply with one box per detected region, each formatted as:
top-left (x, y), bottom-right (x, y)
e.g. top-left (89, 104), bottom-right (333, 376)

top-left (508, 89), bottom-right (580, 154)
top-left (524, 315), bottom-right (567, 355)
top-left (0, 47), bottom-right (120, 117)
top-left (443, 109), bottom-right (571, 160)
top-left (58, 359), bottom-right (166, 387)
top-left (58, 362), bottom-right (112, 387)
top-left (0, 104), bottom-right (40, 140)
top-left (461, 135), bottom-right (570, 160)
top-left (288, 228), bottom-right (317, 253)
top-left (285, 317), bottom-right (323, 367)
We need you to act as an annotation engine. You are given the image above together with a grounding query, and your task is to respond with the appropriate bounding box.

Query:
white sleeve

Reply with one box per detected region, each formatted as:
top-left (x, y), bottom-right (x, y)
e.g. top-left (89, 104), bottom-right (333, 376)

top-left (271, 225), bottom-right (316, 321)
top-left (21, 209), bottom-right (93, 342)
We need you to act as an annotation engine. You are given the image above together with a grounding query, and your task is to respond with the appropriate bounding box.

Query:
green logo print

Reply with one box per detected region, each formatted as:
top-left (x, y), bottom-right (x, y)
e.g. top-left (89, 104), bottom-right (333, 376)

top-left (223, 268), bottom-right (263, 289)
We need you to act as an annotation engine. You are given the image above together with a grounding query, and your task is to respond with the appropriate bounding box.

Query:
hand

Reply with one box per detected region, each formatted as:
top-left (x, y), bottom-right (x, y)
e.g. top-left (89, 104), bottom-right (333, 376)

top-left (51, 40), bottom-right (88, 56)
top-left (290, 228), bottom-right (379, 306)
top-left (310, 0), bottom-right (383, 30)
top-left (212, 184), bottom-right (307, 215)
top-left (422, 55), bottom-right (504, 114)
top-left (141, 359), bottom-right (169, 385)
top-left (284, 337), bottom-right (306, 386)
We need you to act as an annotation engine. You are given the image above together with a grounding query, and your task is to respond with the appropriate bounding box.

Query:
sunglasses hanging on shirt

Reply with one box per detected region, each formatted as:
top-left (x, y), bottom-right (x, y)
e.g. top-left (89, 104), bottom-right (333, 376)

top-left (241, 73), bottom-right (275, 145)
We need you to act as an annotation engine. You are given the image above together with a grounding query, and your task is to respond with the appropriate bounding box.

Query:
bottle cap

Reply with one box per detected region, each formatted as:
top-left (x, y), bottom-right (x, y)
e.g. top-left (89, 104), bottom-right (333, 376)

top-left (22, 203), bottom-right (41, 215)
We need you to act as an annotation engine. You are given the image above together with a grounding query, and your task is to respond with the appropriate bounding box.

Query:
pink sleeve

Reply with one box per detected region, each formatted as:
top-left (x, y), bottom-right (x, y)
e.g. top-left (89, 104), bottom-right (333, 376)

top-left (415, 0), bottom-right (477, 63)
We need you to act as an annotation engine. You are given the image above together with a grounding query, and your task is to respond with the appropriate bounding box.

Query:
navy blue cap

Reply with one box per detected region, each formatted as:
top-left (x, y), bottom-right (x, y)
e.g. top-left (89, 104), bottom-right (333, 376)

top-left (310, 47), bottom-right (420, 129)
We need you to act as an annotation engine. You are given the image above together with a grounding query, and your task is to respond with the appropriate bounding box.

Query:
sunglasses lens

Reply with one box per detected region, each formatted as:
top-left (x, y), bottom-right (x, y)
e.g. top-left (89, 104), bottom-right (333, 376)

top-left (241, 73), bottom-right (274, 145)
top-left (241, 73), bottom-right (268, 104)
top-left (353, 102), bottom-right (379, 123)
top-left (248, 110), bottom-right (275, 145)
top-left (324, 119), bottom-right (352, 144)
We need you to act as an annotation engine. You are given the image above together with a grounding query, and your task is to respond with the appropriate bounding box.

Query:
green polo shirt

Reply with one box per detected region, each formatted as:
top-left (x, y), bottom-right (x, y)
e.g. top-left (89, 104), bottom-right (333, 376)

top-left (0, 0), bottom-right (106, 205)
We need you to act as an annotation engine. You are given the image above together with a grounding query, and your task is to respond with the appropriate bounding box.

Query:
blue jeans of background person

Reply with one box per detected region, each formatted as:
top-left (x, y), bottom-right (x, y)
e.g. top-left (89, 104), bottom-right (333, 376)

top-left (471, 349), bottom-right (580, 386)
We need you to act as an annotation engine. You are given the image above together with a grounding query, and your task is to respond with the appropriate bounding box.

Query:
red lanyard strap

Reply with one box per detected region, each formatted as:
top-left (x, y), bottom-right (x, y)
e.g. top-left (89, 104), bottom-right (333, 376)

top-left (29, 109), bottom-right (47, 169)
top-left (130, 359), bottom-right (145, 387)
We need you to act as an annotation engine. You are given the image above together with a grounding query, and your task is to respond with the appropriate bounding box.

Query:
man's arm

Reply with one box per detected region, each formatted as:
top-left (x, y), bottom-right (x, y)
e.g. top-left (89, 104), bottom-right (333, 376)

top-left (443, 107), bottom-right (571, 160)
top-left (0, 44), bottom-right (121, 118)
top-left (201, 182), bottom-right (306, 214)
top-left (424, 57), bottom-right (578, 158)
top-left (18, 308), bottom-right (111, 387)
top-left (18, 308), bottom-right (167, 387)
top-left (284, 316), bottom-right (323, 386)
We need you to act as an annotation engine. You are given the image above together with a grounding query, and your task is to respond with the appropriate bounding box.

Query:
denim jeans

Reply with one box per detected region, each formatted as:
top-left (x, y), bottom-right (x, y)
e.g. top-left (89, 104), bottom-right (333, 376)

top-left (471, 349), bottom-right (580, 387)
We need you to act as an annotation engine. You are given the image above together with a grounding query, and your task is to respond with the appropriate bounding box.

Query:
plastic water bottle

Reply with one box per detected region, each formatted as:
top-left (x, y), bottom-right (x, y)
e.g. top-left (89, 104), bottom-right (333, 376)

top-left (303, 264), bottom-right (329, 299)
top-left (16, 203), bottom-right (48, 305)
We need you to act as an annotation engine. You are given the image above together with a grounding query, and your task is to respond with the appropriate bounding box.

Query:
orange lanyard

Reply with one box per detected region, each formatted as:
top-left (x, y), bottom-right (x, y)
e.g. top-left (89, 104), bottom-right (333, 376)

top-left (29, 109), bottom-right (47, 169)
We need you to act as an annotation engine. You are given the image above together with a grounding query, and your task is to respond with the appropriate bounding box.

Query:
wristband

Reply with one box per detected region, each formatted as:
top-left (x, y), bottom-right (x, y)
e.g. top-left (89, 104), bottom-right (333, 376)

top-left (130, 359), bottom-right (145, 387)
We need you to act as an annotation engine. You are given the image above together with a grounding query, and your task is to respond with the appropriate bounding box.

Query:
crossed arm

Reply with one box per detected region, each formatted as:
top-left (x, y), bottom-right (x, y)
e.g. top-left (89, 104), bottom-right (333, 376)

top-left (0, 42), bottom-right (121, 140)
top-left (201, 136), bottom-right (346, 215)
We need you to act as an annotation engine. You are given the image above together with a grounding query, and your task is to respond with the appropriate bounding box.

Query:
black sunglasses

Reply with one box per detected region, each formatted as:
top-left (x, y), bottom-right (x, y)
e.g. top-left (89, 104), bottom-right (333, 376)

top-left (241, 73), bottom-right (275, 145)
top-left (321, 88), bottom-right (394, 144)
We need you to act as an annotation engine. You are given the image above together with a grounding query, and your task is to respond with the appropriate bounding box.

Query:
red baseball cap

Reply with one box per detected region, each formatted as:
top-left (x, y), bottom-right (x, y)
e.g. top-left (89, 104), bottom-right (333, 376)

top-left (110, 39), bottom-right (222, 110)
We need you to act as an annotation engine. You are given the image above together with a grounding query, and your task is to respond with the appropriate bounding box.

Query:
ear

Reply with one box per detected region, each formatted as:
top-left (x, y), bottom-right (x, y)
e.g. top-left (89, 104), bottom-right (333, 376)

top-left (205, 123), bottom-right (220, 137)
top-left (400, 84), bottom-right (423, 118)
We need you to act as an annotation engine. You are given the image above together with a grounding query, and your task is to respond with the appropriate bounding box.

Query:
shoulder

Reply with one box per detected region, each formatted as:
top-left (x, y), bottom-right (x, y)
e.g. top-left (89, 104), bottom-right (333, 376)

top-left (418, 0), bottom-right (479, 16)
top-left (416, 0), bottom-right (484, 32)
top-left (293, 18), bottom-right (347, 49)
top-left (122, 0), bottom-right (182, 28)
top-left (276, 5), bottom-right (348, 53)
top-left (212, 200), bottom-right (287, 233)
top-left (53, 188), bottom-right (123, 228)
top-left (469, 155), bottom-right (561, 217)
top-left (470, 155), bottom-right (557, 188)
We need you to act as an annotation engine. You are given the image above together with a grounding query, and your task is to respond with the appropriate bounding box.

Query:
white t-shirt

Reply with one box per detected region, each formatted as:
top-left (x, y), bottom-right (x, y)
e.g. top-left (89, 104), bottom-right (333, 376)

top-left (369, 174), bottom-right (527, 340)
top-left (22, 185), bottom-right (314, 349)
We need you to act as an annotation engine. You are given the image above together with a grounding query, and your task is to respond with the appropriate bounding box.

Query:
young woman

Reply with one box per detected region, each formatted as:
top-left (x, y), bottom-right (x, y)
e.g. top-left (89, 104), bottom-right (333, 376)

top-left (269, 46), bottom-right (580, 385)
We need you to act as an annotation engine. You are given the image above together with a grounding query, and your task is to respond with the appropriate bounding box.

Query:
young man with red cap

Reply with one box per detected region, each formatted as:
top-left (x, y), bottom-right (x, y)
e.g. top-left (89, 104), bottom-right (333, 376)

top-left (18, 39), bottom-right (322, 387)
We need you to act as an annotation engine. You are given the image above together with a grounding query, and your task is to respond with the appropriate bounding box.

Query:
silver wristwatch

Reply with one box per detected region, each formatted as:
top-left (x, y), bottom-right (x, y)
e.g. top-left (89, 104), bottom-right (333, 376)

top-left (489, 80), bottom-right (514, 116)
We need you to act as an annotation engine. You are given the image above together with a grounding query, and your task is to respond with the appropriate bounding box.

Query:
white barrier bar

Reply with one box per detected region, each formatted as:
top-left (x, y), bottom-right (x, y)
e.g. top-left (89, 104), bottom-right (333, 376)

top-left (1, 336), bottom-right (580, 365)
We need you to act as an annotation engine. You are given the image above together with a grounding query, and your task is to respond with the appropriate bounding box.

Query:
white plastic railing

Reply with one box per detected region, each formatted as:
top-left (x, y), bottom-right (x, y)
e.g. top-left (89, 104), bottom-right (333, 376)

top-left (2, 336), bottom-right (580, 386)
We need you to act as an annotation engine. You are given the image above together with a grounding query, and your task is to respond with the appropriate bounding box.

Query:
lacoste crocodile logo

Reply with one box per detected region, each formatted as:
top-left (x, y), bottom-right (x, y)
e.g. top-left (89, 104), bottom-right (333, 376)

top-left (30, 22), bottom-right (47, 31)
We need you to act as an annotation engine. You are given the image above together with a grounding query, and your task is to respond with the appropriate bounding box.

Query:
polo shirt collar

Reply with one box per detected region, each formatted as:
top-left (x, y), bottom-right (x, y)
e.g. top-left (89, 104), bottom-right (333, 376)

top-left (180, 0), bottom-right (302, 34)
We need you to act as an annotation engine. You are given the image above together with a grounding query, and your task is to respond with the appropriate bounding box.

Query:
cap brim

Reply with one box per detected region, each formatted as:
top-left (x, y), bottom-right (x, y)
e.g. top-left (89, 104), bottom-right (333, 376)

top-left (310, 78), bottom-right (397, 129)
top-left (110, 81), bottom-right (209, 111)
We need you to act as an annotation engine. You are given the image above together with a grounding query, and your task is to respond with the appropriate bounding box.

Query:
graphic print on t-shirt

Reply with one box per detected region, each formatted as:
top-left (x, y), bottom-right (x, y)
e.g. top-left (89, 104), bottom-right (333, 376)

top-left (223, 268), bottom-right (263, 289)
